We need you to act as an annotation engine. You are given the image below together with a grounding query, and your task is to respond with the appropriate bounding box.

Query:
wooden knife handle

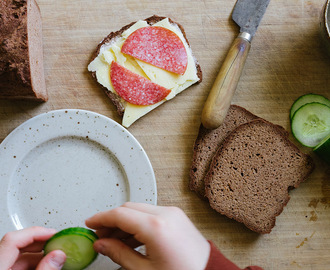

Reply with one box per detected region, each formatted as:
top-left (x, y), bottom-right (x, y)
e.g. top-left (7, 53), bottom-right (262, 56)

top-left (201, 33), bottom-right (251, 129)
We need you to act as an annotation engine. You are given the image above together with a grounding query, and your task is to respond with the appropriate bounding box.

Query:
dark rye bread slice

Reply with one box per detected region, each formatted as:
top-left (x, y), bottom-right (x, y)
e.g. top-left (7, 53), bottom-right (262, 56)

top-left (89, 15), bottom-right (202, 116)
top-left (190, 105), bottom-right (289, 199)
top-left (0, 0), bottom-right (47, 101)
top-left (190, 105), bottom-right (261, 198)
top-left (204, 119), bottom-right (314, 234)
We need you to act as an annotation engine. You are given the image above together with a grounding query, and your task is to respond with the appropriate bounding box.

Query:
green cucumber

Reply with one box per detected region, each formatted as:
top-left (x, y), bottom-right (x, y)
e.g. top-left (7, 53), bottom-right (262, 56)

top-left (290, 93), bottom-right (330, 120)
top-left (313, 134), bottom-right (330, 164)
top-left (44, 227), bottom-right (98, 270)
top-left (291, 102), bottom-right (330, 147)
top-left (62, 227), bottom-right (98, 242)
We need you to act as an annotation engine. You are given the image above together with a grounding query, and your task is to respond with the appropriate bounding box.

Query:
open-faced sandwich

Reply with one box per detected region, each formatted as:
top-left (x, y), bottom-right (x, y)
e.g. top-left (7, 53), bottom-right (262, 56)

top-left (88, 15), bottom-right (202, 127)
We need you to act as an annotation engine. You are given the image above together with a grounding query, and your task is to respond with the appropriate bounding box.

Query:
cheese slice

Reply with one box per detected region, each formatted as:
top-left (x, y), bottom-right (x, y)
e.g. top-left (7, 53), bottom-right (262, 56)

top-left (88, 18), bottom-right (199, 127)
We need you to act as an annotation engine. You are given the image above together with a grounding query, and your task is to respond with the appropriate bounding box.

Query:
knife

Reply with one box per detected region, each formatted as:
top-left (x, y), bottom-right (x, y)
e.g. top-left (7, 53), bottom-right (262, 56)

top-left (201, 0), bottom-right (270, 129)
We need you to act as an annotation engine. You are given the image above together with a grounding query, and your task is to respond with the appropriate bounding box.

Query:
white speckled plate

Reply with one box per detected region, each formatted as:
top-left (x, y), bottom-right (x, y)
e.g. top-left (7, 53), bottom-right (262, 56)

top-left (0, 109), bottom-right (156, 269)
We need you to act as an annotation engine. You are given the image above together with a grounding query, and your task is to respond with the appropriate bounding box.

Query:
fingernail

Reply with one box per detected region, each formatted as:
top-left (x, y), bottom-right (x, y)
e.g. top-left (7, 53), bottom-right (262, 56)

top-left (46, 228), bottom-right (57, 234)
top-left (85, 217), bottom-right (93, 225)
top-left (50, 251), bottom-right (66, 268)
top-left (85, 217), bottom-right (91, 223)
top-left (94, 242), bottom-right (106, 255)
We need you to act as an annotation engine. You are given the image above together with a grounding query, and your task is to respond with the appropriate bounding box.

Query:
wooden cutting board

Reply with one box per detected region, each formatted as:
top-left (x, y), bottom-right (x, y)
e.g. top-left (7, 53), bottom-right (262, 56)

top-left (1, 0), bottom-right (330, 268)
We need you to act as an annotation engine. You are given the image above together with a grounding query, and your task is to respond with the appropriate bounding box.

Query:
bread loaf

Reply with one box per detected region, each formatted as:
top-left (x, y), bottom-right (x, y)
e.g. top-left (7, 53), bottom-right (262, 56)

top-left (0, 0), bottom-right (47, 101)
top-left (204, 119), bottom-right (314, 234)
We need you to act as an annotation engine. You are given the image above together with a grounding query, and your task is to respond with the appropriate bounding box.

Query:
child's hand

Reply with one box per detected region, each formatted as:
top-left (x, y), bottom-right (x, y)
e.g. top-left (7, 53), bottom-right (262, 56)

top-left (0, 226), bottom-right (66, 270)
top-left (86, 202), bottom-right (210, 270)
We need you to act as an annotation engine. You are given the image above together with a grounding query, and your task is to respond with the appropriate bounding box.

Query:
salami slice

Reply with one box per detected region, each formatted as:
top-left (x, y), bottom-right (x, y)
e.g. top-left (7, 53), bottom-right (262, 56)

top-left (110, 61), bottom-right (171, 106)
top-left (121, 26), bottom-right (188, 75)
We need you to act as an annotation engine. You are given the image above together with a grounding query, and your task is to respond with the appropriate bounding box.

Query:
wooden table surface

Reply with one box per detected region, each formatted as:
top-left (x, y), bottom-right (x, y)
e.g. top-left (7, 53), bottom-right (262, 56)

top-left (1, 0), bottom-right (330, 269)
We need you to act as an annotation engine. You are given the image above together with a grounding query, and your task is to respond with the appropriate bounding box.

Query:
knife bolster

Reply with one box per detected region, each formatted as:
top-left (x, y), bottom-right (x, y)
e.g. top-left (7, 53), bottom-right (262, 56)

top-left (238, 32), bottom-right (252, 43)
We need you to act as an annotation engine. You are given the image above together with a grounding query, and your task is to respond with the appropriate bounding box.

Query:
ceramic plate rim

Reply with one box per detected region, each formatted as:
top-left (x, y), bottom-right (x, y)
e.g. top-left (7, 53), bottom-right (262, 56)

top-left (0, 109), bottom-right (157, 236)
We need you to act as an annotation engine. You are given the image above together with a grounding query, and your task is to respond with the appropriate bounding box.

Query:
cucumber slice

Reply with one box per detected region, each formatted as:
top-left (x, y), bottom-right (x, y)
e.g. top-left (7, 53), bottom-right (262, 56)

top-left (61, 227), bottom-right (98, 242)
top-left (44, 227), bottom-right (98, 270)
top-left (314, 134), bottom-right (330, 164)
top-left (291, 102), bottom-right (330, 147)
top-left (290, 93), bottom-right (330, 120)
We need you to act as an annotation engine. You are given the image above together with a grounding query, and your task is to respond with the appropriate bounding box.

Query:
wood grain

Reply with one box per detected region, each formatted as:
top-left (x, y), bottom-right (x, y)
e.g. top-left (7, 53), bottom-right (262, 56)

top-left (1, 0), bottom-right (330, 269)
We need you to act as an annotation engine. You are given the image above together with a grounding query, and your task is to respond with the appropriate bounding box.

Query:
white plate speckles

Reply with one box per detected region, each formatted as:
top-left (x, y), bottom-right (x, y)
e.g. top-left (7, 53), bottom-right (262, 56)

top-left (0, 109), bottom-right (157, 269)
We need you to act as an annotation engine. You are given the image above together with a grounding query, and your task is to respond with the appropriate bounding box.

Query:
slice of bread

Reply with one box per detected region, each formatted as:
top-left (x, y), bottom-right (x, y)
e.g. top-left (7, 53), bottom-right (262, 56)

top-left (88, 15), bottom-right (202, 127)
top-left (204, 119), bottom-right (314, 234)
top-left (189, 105), bottom-right (260, 198)
top-left (0, 0), bottom-right (47, 101)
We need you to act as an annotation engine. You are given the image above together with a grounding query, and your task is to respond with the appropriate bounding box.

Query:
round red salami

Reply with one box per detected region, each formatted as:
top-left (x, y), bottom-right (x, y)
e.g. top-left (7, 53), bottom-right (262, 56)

top-left (121, 26), bottom-right (188, 75)
top-left (110, 61), bottom-right (171, 106)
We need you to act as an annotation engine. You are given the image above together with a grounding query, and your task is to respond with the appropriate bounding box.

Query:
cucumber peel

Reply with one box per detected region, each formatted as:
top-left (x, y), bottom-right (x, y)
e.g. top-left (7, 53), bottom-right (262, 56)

top-left (314, 134), bottom-right (330, 164)
top-left (44, 227), bottom-right (98, 270)
top-left (290, 93), bottom-right (330, 120)
top-left (291, 102), bottom-right (330, 147)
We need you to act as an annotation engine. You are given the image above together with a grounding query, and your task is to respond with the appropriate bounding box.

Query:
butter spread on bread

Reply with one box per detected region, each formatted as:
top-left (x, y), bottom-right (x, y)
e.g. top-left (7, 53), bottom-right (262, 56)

top-left (88, 16), bottom-right (202, 127)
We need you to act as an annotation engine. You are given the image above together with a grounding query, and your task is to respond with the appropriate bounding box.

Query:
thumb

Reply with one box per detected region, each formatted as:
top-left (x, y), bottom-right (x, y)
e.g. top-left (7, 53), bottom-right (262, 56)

top-left (94, 238), bottom-right (147, 269)
top-left (36, 250), bottom-right (66, 270)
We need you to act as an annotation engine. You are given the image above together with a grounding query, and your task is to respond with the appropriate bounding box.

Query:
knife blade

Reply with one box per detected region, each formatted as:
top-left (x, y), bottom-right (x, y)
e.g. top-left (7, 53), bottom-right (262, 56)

top-left (232, 0), bottom-right (270, 36)
top-left (201, 0), bottom-right (270, 129)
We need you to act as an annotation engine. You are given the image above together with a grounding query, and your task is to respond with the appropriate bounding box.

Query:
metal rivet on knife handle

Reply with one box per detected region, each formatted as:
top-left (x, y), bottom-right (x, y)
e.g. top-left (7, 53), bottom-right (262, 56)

top-left (201, 0), bottom-right (270, 130)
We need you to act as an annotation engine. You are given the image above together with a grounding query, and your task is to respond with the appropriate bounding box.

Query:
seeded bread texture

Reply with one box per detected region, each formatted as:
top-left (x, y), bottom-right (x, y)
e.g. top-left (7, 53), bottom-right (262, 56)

top-left (0, 0), bottom-right (47, 101)
top-left (204, 119), bottom-right (314, 234)
top-left (89, 15), bottom-right (202, 116)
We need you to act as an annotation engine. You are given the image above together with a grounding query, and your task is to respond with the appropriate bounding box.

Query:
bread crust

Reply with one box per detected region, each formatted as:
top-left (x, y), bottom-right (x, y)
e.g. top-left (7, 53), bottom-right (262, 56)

top-left (204, 119), bottom-right (314, 234)
top-left (190, 105), bottom-right (290, 200)
top-left (189, 105), bottom-right (290, 199)
top-left (89, 15), bottom-right (202, 116)
top-left (0, 0), bottom-right (47, 101)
